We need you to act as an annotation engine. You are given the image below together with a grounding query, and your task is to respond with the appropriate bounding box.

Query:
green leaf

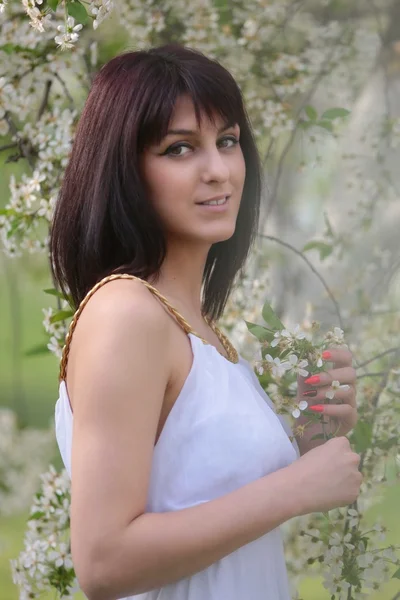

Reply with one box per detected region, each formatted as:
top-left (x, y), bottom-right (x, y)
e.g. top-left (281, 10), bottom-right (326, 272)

top-left (245, 321), bottom-right (275, 343)
top-left (310, 434), bottom-right (326, 441)
top-left (6, 220), bottom-right (21, 238)
top-left (28, 511), bottom-right (46, 520)
top-left (302, 240), bottom-right (333, 261)
top-left (0, 44), bottom-right (39, 55)
top-left (261, 301), bottom-right (284, 331)
top-left (305, 105), bottom-right (318, 121)
top-left (48, 0), bottom-right (60, 10)
top-left (316, 120), bottom-right (333, 132)
top-left (50, 309), bottom-right (74, 324)
top-left (43, 287), bottom-right (73, 305)
top-left (323, 212), bottom-right (334, 238)
top-left (0, 208), bottom-right (14, 216)
top-left (298, 119), bottom-right (312, 130)
top-left (67, 0), bottom-right (88, 25)
top-left (378, 436), bottom-right (398, 451)
top-left (392, 567), bottom-right (400, 579)
top-left (351, 421), bottom-right (373, 453)
top-left (25, 343), bottom-right (50, 357)
top-left (321, 108), bottom-right (351, 121)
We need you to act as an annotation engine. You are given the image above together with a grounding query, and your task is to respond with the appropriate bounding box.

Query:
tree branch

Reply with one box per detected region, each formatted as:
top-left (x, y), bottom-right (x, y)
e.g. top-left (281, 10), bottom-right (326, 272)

top-left (4, 112), bottom-right (35, 170)
top-left (257, 233), bottom-right (344, 329)
top-left (356, 347), bottom-right (400, 370)
top-left (38, 79), bottom-right (53, 121)
top-left (54, 72), bottom-right (75, 106)
top-left (0, 142), bottom-right (18, 153)
top-left (357, 371), bottom-right (390, 380)
top-left (345, 360), bottom-right (395, 600)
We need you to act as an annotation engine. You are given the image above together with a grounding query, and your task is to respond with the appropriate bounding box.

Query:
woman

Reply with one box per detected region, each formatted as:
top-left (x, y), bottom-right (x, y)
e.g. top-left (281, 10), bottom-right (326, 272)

top-left (52, 43), bottom-right (361, 600)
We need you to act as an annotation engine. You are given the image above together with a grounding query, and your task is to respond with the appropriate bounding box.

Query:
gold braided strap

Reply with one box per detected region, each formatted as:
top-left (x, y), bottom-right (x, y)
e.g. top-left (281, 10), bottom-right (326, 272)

top-left (204, 317), bottom-right (239, 364)
top-left (59, 273), bottom-right (238, 382)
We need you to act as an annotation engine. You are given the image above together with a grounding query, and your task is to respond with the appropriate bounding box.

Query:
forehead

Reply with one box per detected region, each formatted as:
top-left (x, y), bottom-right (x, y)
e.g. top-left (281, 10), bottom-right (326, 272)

top-left (168, 94), bottom-right (231, 131)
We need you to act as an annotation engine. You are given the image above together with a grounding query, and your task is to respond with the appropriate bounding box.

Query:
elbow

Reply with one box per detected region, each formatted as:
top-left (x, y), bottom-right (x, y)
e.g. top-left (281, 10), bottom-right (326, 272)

top-left (74, 559), bottom-right (109, 600)
top-left (72, 546), bottom-right (116, 600)
top-left (73, 546), bottom-right (142, 600)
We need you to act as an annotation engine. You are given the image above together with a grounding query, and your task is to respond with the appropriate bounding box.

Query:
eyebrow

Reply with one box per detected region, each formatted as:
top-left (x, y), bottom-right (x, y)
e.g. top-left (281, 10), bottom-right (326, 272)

top-left (165, 120), bottom-right (237, 137)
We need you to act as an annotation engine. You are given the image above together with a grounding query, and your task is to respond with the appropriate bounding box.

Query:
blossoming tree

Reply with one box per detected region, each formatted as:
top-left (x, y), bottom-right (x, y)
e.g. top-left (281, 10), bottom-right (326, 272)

top-left (1, 0), bottom-right (400, 598)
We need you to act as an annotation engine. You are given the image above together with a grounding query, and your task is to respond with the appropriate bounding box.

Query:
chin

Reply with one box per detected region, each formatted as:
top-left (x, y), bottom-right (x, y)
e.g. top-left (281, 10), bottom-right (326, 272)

top-left (200, 223), bottom-right (237, 244)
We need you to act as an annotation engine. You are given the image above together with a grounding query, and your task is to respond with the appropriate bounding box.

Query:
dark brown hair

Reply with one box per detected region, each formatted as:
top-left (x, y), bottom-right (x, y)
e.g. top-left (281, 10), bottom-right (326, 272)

top-left (50, 43), bottom-right (263, 320)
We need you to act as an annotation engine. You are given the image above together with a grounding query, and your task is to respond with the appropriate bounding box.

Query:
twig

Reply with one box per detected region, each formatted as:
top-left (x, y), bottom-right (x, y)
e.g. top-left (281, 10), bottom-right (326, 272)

top-left (344, 366), bottom-right (393, 543)
top-left (38, 79), bottom-right (53, 121)
top-left (356, 347), bottom-right (400, 370)
top-left (257, 233), bottom-right (344, 330)
top-left (0, 142), bottom-right (18, 153)
top-left (357, 371), bottom-right (390, 380)
top-left (263, 137), bottom-right (275, 164)
top-left (346, 363), bottom-right (394, 600)
top-left (3, 112), bottom-right (35, 170)
top-left (54, 73), bottom-right (75, 106)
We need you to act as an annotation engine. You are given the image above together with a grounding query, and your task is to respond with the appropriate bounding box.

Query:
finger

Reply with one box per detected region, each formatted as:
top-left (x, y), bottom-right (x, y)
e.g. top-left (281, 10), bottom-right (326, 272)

top-left (304, 367), bottom-right (357, 387)
top-left (303, 384), bottom-right (356, 407)
top-left (308, 403), bottom-right (356, 421)
top-left (322, 347), bottom-right (353, 367)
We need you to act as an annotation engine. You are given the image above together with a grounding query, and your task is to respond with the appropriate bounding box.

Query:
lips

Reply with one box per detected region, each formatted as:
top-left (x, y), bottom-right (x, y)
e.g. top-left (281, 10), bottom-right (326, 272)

top-left (196, 195), bottom-right (230, 205)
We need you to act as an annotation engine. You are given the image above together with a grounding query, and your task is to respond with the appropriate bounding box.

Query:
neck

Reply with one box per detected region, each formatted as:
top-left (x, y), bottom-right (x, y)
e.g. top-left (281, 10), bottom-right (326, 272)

top-left (148, 239), bottom-right (211, 320)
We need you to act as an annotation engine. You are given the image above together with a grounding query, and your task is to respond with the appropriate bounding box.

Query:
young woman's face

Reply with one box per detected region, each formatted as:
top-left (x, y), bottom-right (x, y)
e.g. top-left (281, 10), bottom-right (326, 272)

top-left (140, 94), bottom-right (246, 246)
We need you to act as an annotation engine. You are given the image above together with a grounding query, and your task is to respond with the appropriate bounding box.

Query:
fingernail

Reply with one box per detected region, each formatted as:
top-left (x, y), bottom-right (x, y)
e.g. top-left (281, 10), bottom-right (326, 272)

top-left (322, 351), bottom-right (332, 360)
top-left (303, 390), bottom-right (318, 397)
top-left (309, 405), bottom-right (324, 412)
top-left (305, 375), bottom-right (320, 385)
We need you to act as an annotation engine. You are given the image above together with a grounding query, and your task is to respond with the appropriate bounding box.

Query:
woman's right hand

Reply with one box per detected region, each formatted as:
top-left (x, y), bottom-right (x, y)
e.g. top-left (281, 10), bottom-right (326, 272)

top-left (289, 436), bottom-right (363, 515)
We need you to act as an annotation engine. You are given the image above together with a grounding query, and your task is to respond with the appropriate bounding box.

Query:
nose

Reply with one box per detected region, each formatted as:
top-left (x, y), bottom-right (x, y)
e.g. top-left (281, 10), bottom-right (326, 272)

top-left (200, 147), bottom-right (230, 184)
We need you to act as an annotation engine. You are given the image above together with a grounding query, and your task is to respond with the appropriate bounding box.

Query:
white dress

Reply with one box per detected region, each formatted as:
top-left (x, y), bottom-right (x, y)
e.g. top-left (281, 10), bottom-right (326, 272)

top-left (55, 279), bottom-right (300, 600)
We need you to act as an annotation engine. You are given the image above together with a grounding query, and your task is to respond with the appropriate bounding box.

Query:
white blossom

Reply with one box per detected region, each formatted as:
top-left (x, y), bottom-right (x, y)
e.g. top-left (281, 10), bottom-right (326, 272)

top-left (292, 400), bottom-right (308, 419)
top-left (55, 16), bottom-right (83, 50)
top-left (265, 354), bottom-right (291, 379)
top-left (326, 380), bottom-right (340, 400)
top-left (285, 354), bottom-right (309, 377)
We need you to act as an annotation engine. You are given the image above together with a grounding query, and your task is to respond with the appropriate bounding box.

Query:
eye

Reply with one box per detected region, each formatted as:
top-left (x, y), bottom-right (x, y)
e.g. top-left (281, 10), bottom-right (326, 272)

top-left (165, 143), bottom-right (192, 157)
top-left (219, 135), bottom-right (239, 149)
top-left (164, 135), bottom-right (239, 157)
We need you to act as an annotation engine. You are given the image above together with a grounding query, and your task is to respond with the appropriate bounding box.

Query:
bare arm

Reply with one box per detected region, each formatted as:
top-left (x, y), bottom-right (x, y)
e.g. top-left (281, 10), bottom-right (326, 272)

top-left (94, 462), bottom-right (301, 599)
top-left (67, 280), bottom-right (302, 600)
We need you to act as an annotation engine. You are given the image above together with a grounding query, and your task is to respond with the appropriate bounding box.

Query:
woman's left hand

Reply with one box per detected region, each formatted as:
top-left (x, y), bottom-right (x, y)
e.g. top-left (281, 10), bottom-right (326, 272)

top-left (296, 347), bottom-right (358, 438)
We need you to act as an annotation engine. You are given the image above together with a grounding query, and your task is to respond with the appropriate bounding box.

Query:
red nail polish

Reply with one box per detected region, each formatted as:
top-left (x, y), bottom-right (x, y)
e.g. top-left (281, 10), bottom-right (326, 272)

top-left (303, 390), bottom-right (317, 397)
top-left (309, 405), bottom-right (324, 412)
top-left (305, 375), bottom-right (320, 385)
top-left (322, 351), bottom-right (332, 360)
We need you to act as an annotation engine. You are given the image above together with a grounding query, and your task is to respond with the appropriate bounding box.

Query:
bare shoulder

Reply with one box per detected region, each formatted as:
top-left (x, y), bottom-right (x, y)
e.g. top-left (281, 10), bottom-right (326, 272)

top-left (66, 277), bottom-right (173, 404)
top-left (74, 277), bottom-right (169, 329)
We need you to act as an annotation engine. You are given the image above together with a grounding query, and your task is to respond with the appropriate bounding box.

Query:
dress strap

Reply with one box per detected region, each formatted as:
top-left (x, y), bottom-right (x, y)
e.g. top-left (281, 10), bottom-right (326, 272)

top-left (59, 273), bottom-right (238, 382)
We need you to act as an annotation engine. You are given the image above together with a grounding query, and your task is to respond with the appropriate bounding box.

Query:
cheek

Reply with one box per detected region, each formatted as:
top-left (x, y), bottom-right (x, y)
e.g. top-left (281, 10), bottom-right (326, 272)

top-left (143, 160), bottom-right (186, 208)
top-left (237, 153), bottom-right (246, 182)
top-left (232, 152), bottom-right (246, 196)
top-left (146, 165), bottom-right (193, 227)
